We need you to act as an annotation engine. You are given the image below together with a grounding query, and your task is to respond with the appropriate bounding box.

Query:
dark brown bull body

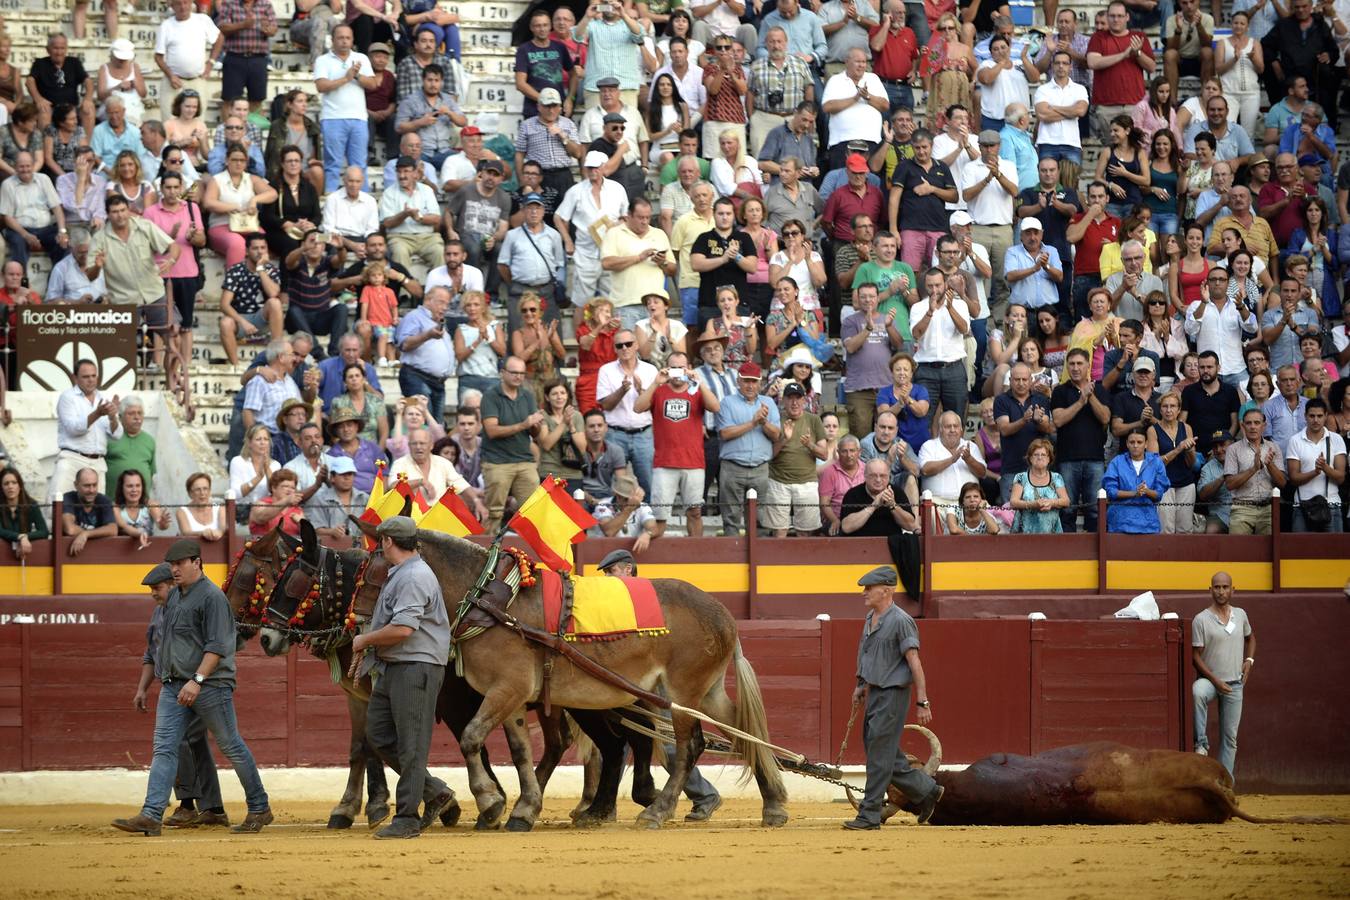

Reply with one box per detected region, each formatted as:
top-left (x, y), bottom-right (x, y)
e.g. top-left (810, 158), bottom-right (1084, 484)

top-left (893, 743), bottom-right (1300, 826)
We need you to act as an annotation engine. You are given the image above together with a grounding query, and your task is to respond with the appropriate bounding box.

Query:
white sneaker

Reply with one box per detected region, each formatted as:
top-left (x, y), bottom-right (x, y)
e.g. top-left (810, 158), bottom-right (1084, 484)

top-left (1194, 746), bottom-right (1208, 756)
top-left (377, 358), bottom-right (390, 369)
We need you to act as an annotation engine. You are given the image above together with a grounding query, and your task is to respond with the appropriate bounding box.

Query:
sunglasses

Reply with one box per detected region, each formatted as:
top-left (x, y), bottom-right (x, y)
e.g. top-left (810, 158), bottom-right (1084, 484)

top-left (521, 307), bottom-right (540, 313)
top-left (614, 341), bottom-right (635, 349)
top-left (715, 43), bottom-right (732, 50)
top-left (1147, 300), bottom-right (1167, 306)
top-left (782, 229), bottom-right (801, 236)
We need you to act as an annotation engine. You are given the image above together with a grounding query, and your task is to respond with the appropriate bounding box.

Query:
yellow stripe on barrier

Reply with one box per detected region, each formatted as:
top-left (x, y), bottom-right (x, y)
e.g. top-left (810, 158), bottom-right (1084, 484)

top-left (930, 560), bottom-right (1098, 592)
top-left (1106, 560), bottom-right (1272, 592)
top-left (61, 563), bottom-right (230, 596)
top-left (757, 564), bottom-right (906, 594)
top-left (1280, 558), bottom-right (1350, 589)
top-left (630, 563), bottom-right (749, 593)
top-left (0, 566), bottom-right (55, 595)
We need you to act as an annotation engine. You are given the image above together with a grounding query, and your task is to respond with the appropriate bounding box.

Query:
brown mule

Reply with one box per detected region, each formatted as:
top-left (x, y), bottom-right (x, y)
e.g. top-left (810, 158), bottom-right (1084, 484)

top-left (351, 521), bottom-right (791, 831)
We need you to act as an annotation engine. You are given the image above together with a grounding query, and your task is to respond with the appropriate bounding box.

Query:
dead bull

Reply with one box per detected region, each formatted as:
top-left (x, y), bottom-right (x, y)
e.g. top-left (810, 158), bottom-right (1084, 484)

top-left (873, 734), bottom-right (1342, 826)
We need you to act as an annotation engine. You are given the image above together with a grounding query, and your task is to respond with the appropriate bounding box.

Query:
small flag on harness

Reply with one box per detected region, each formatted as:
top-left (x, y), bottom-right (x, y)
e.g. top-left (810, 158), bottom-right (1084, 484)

top-left (508, 475), bottom-right (597, 573)
top-left (359, 475), bottom-right (413, 550)
top-left (415, 488), bottom-right (484, 537)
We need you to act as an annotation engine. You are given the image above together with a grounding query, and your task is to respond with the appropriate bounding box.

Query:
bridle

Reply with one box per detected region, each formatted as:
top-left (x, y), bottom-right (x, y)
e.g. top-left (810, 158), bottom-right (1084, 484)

top-left (223, 537), bottom-right (290, 629)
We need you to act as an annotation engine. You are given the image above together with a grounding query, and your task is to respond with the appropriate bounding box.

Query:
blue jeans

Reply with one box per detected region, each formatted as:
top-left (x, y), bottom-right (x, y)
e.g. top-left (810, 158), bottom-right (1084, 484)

top-left (969, 316), bottom-right (988, 402)
top-left (399, 364), bottom-right (447, 426)
top-left (423, 149), bottom-right (453, 170)
top-left (455, 372), bottom-right (498, 407)
top-left (1220, 372), bottom-right (1247, 391)
top-left (1151, 211), bottom-right (1179, 235)
top-left (904, 2), bottom-right (930, 45)
top-left (141, 682), bottom-right (269, 820)
top-left (1058, 459), bottom-right (1104, 532)
top-left (321, 118), bottom-right (369, 192)
top-left (882, 81), bottom-right (915, 119)
top-left (606, 426), bottom-right (654, 496)
top-left (1293, 505), bottom-right (1344, 532)
top-left (1105, 201), bottom-right (1133, 220)
top-left (981, 114), bottom-right (1005, 133)
top-left (1072, 273), bottom-right (1101, 322)
top-left (680, 287), bottom-right (700, 327)
top-left (1193, 678), bottom-right (1242, 777)
top-left (1037, 144), bottom-right (1082, 166)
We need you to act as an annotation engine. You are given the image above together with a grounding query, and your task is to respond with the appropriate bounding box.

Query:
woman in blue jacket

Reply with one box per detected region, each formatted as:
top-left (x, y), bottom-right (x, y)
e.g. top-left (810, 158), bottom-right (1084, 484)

top-left (1103, 429), bottom-right (1171, 534)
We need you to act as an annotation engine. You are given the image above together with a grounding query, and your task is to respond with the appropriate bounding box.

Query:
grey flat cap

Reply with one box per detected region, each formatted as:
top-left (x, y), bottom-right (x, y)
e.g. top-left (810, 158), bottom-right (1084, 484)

top-left (164, 539), bottom-right (201, 562)
top-left (376, 516), bottom-right (418, 540)
top-left (597, 549), bottom-right (636, 573)
top-left (977, 129), bottom-right (1002, 145)
top-left (141, 562), bottom-right (174, 586)
top-left (857, 566), bottom-right (898, 587)
top-left (595, 76), bottom-right (621, 88)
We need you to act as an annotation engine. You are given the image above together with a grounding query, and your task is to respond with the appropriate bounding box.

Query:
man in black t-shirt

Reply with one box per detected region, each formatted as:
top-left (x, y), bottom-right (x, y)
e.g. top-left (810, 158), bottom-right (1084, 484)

top-left (1051, 347), bottom-right (1112, 532)
top-left (27, 33), bottom-right (94, 135)
top-left (1016, 157), bottom-right (1081, 313)
top-left (688, 197), bottom-right (756, 328)
top-left (888, 129), bottom-right (958, 273)
top-left (1181, 350), bottom-right (1242, 456)
top-left (1110, 356), bottom-right (1163, 456)
top-left (61, 467), bottom-right (117, 557)
top-left (840, 459), bottom-right (918, 537)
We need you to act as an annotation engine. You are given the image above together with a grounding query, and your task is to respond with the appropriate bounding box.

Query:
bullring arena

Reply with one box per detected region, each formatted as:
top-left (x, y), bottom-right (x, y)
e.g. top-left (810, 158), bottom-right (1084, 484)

top-left (0, 0), bottom-right (1347, 893)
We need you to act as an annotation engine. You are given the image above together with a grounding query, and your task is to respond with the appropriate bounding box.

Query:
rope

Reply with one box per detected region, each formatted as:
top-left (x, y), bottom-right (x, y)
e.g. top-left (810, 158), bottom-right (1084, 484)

top-left (837, 698), bottom-right (864, 808)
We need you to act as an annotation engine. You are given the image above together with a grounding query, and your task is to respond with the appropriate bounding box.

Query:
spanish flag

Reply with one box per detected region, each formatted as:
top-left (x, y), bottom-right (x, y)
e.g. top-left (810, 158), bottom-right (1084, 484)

top-left (508, 476), bottom-right (597, 573)
top-left (359, 475), bottom-right (413, 549)
top-left (414, 488), bottom-right (484, 537)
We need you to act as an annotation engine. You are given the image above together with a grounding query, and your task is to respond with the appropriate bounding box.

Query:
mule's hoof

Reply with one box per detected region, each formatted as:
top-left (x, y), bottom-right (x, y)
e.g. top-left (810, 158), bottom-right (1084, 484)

top-left (366, 803), bottom-right (391, 830)
top-left (636, 810), bottom-right (667, 829)
top-left (505, 817), bottom-right (534, 833)
top-left (573, 808), bottom-right (614, 828)
top-left (474, 799), bottom-right (505, 831)
top-left (439, 802), bottom-right (461, 828)
top-left (326, 815), bottom-right (354, 830)
top-left (762, 810), bottom-right (789, 828)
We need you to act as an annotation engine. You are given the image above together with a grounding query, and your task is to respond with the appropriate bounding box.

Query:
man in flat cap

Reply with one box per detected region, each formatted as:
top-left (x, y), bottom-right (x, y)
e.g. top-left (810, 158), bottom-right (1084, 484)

top-left (596, 547), bottom-right (638, 577)
top-left (131, 562), bottom-right (225, 828)
top-left (842, 565), bottom-right (942, 830)
top-left (349, 516), bottom-right (455, 838)
top-left (113, 540), bottom-right (273, 836)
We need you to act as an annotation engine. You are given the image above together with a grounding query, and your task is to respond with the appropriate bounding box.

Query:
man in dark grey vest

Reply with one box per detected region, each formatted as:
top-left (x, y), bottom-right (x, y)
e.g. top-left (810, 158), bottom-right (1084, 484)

top-left (842, 565), bottom-right (942, 830)
top-left (351, 516), bottom-right (455, 838)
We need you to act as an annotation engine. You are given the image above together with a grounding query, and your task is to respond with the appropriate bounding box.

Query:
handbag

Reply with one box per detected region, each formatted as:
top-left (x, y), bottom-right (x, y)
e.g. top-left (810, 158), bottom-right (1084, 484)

top-left (229, 210), bottom-right (260, 233)
top-left (1299, 436), bottom-right (1334, 532)
top-left (521, 225), bottom-right (569, 310)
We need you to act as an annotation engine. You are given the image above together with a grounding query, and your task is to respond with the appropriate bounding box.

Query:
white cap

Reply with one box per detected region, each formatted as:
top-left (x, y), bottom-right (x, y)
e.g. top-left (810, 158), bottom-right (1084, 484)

top-left (583, 150), bottom-right (609, 168)
top-left (1020, 216), bottom-right (1043, 232)
top-left (949, 210), bottom-right (973, 226)
top-left (111, 39), bottom-right (135, 61)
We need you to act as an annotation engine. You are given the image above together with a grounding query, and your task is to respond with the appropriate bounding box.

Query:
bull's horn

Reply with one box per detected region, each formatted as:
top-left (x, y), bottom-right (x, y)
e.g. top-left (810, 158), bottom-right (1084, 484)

top-left (904, 724), bottom-right (942, 775)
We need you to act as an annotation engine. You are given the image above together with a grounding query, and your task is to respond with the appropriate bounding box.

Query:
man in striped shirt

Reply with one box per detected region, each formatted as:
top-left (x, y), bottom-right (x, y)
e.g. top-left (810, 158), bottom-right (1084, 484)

top-left (283, 230), bottom-right (348, 360)
top-left (514, 87), bottom-right (584, 200)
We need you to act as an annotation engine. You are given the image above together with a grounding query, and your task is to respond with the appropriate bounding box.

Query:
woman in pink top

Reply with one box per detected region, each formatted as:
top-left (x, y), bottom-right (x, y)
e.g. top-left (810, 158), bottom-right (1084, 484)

top-left (143, 169), bottom-right (206, 367)
top-left (1133, 77), bottom-right (1180, 151)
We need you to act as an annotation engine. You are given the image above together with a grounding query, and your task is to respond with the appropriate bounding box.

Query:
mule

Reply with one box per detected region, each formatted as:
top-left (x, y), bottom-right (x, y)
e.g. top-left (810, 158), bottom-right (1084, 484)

top-left (351, 520), bottom-right (791, 831)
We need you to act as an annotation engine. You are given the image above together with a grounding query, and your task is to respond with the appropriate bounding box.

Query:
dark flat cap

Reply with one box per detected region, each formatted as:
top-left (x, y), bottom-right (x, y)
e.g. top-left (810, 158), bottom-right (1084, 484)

top-left (602, 112), bottom-right (626, 125)
top-left (164, 539), bottom-right (202, 562)
top-left (595, 76), bottom-right (621, 88)
top-left (857, 566), bottom-right (897, 587)
top-left (142, 562), bottom-right (174, 585)
top-left (376, 516), bottom-right (417, 539)
top-left (597, 548), bottom-right (636, 573)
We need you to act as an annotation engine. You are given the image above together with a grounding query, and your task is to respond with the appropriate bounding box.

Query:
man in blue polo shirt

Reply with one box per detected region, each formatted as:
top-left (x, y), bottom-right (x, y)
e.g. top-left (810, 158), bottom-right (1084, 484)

top-left (714, 361), bottom-right (781, 536)
top-left (1002, 217), bottom-right (1062, 312)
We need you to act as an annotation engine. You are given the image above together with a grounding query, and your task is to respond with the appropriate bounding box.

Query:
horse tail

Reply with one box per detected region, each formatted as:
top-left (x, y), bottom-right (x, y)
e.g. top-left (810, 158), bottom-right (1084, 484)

top-left (732, 638), bottom-right (779, 787)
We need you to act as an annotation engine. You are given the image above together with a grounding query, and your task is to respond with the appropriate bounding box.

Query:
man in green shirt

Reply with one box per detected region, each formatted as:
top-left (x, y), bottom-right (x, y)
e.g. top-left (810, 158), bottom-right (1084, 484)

top-left (480, 355), bottom-right (545, 530)
top-left (763, 382), bottom-right (827, 536)
top-left (659, 129), bottom-right (711, 185)
top-left (106, 396), bottom-right (156, 496)
top-left (852, 230), bottom-right (917, 343)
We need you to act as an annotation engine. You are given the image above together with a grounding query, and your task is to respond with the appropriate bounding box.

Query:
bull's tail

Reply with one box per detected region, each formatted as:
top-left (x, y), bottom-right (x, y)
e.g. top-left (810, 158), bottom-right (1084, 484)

top-left (1200, 779), bottom-right (1348, 825)
top-left (731, 638), bottom-right (781, 788)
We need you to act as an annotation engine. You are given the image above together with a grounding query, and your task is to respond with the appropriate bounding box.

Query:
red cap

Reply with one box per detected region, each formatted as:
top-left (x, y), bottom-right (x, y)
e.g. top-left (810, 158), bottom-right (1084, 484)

top-left (460, 126), bottom-right (482, 137)
top-left (845, 153), bottom-right (868, 173)
top-left (738, 361), bottom-right (763, 380)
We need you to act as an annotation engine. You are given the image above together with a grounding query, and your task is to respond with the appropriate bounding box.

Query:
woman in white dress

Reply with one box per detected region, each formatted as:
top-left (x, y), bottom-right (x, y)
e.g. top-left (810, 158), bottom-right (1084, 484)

top-left (1214, 10), bottom-right (1265, 141)
top-left (176, 472), bottom-right (227, 541)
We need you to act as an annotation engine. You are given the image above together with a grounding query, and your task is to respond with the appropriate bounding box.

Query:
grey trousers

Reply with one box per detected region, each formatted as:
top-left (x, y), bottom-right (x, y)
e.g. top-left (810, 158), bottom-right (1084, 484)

top-left (718, 460), bottom-right (768, 536)
top-left (858, 684), bottom-right (937, 825)
top-left (175, 715), bottom-right (222, 808)
top-left (655, 688), bottom-right (719, 805)
top-left (366, 660), bottom-right (449, 824)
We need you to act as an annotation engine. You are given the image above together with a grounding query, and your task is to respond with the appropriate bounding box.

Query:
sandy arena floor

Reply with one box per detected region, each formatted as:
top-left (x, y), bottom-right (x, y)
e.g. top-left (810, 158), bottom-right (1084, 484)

top-left (1, 796), bottom-right (1348, 899)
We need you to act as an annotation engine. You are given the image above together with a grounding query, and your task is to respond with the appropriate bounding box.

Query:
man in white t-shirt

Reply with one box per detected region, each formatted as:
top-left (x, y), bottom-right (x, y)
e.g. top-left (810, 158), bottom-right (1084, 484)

top-left (1285, 398), bottom-right (1346, 533)
top-left (154, 0), bottom-right (223, 116)
top-left (931, 106), bottom-right (979, 211)
top-left (313, 24), bottom-right (378, 192)
top-left (1032, 49), bottom-right (1089, 166)
top-left (959, 130), bottom-right (1019, 310)
top-left (918, 409), bottom-right (988, 523)
top-left (820, 47), bottom-right (888, 169)
top-left (321, 166), bottom-right (380, 258)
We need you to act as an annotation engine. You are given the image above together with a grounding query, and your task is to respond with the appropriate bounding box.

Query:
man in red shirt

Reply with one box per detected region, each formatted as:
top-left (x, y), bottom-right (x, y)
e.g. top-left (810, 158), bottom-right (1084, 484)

top-left (633, 351), bottom-right (722, 538)
top-left (1065, 181), bottom-right (1121, 322)
top-left (702, 36), bottom-right (749, 159)
top-left (1086, 1), bottom-right (1156, 140)
top-left (823, 153), bottom-right (885, 241)
top-left (1257, 152), bottom-right (1309, 246)
top-left (867, 1), bottom-right (919, 117)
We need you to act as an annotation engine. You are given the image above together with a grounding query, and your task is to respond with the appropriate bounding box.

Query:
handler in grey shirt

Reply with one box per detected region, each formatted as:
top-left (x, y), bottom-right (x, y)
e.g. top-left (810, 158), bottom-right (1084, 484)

top-left (352, 516), bottom-right (455, 839)
top-left (305, 455), bottom-right (369, 544)
top-left (843, 565), bottom-right (943, 830)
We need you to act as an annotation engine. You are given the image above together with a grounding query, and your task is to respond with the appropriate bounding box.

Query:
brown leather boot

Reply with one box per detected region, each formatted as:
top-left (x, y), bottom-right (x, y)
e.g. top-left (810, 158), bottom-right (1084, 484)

top-left (230, 809), bottom-right (274, 833)
top-left (111, 813), bottom-right (162, 836)
top-left (190, 810), bottom-right (231, 827)
top-left (163, 806), bottom-right (197, 827)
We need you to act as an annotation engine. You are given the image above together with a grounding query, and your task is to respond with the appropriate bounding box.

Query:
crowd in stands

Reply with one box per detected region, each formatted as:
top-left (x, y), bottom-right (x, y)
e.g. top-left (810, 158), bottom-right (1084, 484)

top-left (2, 0), bottom-right (1349, 555)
